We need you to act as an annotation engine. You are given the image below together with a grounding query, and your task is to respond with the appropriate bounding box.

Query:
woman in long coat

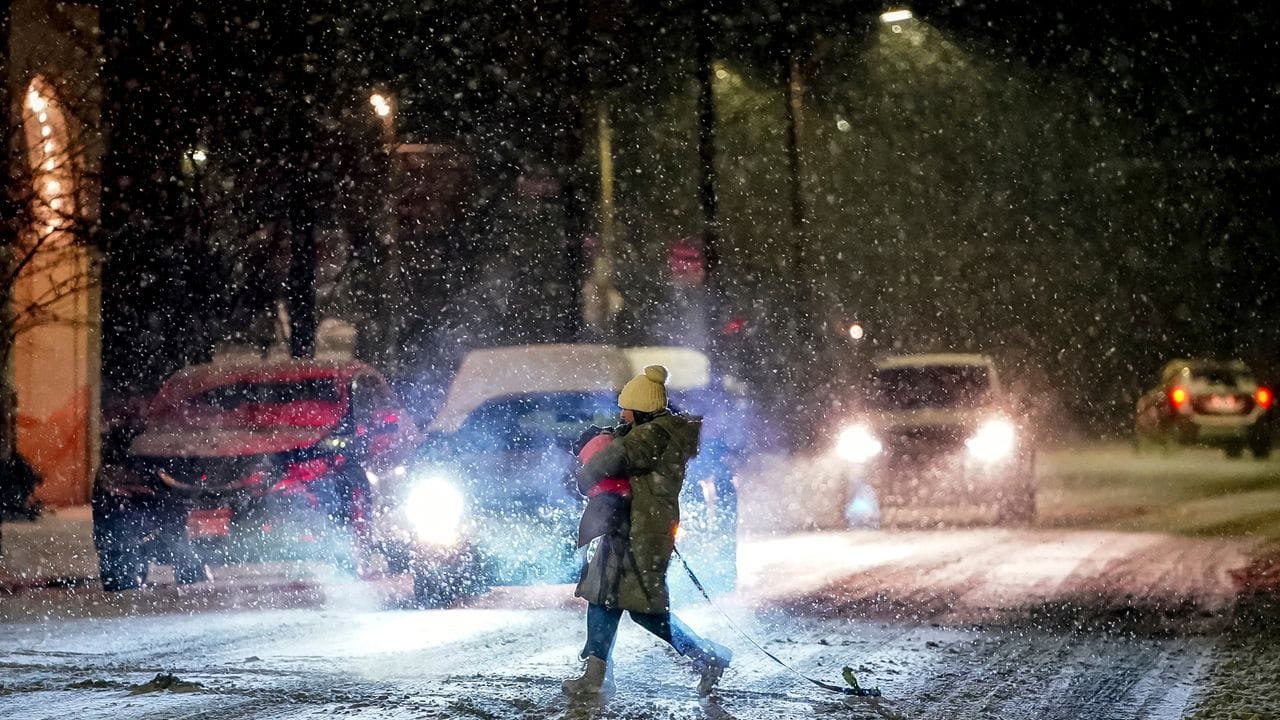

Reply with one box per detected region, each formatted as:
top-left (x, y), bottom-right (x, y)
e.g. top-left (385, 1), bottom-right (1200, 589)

top-left (563, 365), bottom-right (732, 699)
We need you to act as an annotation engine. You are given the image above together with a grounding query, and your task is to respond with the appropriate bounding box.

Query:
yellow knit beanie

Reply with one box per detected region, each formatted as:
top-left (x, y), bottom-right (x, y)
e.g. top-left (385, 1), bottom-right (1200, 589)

top-left (618, 365), bottom-right (669, 413)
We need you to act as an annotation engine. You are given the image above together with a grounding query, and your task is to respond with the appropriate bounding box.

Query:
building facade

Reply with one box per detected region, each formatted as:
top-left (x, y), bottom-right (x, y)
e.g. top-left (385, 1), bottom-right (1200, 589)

top-left (7, 0), bottom-right (102, 506)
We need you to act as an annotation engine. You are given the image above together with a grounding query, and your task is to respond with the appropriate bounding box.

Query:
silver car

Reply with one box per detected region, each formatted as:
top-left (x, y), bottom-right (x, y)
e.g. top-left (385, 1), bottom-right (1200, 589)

top-left (1135, 359), bottom-right (1273, 458)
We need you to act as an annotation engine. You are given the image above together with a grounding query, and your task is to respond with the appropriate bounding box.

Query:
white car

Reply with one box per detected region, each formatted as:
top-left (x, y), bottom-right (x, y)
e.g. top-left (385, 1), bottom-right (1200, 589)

top-left (1134, 359), bottom-right (1273, 458)
top-left (371, 344), bottom-right (739, 605)
top-left (834, 353), bottom-right (1036, 523)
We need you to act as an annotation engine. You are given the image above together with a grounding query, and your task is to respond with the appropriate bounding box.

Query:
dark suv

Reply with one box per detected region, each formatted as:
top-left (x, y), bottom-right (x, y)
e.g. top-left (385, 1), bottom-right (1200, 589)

top-left (93, 359), bottom-right (417, 591)
top-left (372, 344), bottom-right (740, 606)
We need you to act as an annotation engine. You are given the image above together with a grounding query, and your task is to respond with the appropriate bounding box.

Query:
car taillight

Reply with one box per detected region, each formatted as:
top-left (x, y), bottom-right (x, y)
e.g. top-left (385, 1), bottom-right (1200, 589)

top-left (1169, 387), bottom-right (1189, 410)
top-left (271, 456), bottom-right (339, 495)
top-left (1257, 387), bottom-right (1273, 410)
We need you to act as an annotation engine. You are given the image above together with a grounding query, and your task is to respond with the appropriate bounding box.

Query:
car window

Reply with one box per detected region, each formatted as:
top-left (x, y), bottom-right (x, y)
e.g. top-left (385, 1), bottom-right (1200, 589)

top-left (151, 378), bottom-right (345, 430)
top-left (459, 392), bottom-right (619, 451)
top-left (867, 366), bottom-right (992, 410)
top-left (1190, 366), bottom-right (1253, 388)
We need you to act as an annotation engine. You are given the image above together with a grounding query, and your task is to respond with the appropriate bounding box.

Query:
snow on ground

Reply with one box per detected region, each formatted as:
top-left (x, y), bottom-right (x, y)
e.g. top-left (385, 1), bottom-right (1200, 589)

top-left (3, 441), bottom-right (1280, 718)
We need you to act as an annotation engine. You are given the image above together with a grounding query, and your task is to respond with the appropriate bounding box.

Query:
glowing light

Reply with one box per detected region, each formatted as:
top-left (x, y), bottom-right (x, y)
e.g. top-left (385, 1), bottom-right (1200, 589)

top-left (837, 425), bottom-right (882, 463)
top-left (370, 92), bottom-right (392, 118)
top-left (405, 475), bottom-right (465, 546)
top-left (44, 160), bottom-right (55, 171)
top-left (1256, 387), bottom-right (1272, 410)
top-left (966, 418), bottom-right (1017, 462)
top-left (43, 141), bottom-right (54, 153)
top-left (37, 112), bottom-right (47, 123)
top-left (50, 198), bottom-right (64, 211)
top-left (191, 148), bottom-right (208, 163)
top-left (836, 118), bottom-right (852, 132)
top-left (41, 125), bottom-right (51, 137)
top-left (715, 68), bottom-right (728, 80)
top-left (26, 92), bottom-right (47, 113)
top-left (848, 323), bottom-right (865, 340)
top-left (1170, 387), bottom-right (1189, 408)
top-left (880, 9), bottom-right (913, 23)
top-left (45, 180), bottom-right (61, 194)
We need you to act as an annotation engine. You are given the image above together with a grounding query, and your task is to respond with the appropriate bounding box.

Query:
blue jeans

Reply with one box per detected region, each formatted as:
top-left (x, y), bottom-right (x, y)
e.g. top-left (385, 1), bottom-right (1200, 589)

top-left (583, 602), bottom-right (707, 661)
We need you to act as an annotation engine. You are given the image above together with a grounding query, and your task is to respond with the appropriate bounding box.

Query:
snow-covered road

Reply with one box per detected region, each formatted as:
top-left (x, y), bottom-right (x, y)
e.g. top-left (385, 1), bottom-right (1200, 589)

top-left (3, 444), bottom-right (1279, 718)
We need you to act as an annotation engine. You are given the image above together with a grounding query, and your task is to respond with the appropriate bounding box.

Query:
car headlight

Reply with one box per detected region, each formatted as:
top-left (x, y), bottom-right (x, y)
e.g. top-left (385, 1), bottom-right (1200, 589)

top-left (965, 418), bottom-right (1017, 462)
top-left (836, 424), bottom-right (882, 463)
top-left (404, 474), bottom-right (466, 547)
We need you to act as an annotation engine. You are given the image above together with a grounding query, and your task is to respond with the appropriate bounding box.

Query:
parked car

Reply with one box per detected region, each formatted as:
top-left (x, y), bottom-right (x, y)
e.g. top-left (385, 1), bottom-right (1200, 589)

top-left (92, 359), bottom-right (418, 591)
top-left (372, 343), bottom-right (740, 606)
top-left (1134, 359), bottom-right (1273, 458)
top-left (833, 353), bottom-right (1036, 524)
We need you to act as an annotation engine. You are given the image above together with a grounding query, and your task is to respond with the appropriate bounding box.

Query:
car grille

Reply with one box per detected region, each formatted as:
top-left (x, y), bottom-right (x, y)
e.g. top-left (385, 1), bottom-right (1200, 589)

top-left (881, 425), bottom-right (968, 456)
top-left (139, 455), bottom-right (274, 496)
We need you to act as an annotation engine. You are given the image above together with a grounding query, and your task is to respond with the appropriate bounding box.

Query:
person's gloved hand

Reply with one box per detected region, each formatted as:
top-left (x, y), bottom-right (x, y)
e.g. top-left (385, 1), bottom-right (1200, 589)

top-left (575, 425), bottom-right (612, 454)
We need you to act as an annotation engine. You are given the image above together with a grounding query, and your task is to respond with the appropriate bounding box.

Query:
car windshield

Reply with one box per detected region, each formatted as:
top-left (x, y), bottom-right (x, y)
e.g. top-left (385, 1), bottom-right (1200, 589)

top-left (459, 392), bottom-right (620, 451)
top-left (150, 378), bottom-right (346, 430)
top-left (1190, 365), bottom-right (1254, 388)
top-left (867, 366), bottom-right (992, 410)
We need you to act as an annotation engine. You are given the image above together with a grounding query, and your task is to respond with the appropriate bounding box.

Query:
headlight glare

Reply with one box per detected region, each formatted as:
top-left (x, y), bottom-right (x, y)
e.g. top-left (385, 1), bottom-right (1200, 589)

top-left (837, 424), bottom-right (882, 463)
top-left (966, 418), bottom-right (1017, 462)
top-left (404, 474), bottom-right (465, 546)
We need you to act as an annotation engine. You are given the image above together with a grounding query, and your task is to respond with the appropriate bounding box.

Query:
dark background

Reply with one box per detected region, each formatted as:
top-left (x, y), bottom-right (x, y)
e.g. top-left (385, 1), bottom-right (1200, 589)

top-left (94, 0), bottom-right (1280, 439)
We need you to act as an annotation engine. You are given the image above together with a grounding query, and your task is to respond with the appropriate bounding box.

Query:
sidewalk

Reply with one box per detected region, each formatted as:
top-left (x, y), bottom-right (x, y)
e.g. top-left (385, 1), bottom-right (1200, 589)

top-left (0, 506), bottom-right (99, 592)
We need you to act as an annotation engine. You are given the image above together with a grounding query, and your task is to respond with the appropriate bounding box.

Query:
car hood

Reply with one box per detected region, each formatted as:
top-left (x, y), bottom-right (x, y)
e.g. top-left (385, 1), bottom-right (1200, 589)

top-left (408, 446), bottom-right (580, 509)
top-left (868, 407), bottom-right (991, 431)
top-left (130, 426), bottom-right (331, 458)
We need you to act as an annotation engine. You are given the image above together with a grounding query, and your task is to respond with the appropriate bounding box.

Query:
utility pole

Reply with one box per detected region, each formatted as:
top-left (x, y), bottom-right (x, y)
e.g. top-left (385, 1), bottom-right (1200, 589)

top-left (281, 5), bottom-right (321, 358)
top-left (782, 0), bottom-right (811, 342)
top-left (559, 0), bottom-right (589, 342)
top-left (694, 5), bottom-right (722, 350)
top-left (591, 99), bottom-right (621, 340)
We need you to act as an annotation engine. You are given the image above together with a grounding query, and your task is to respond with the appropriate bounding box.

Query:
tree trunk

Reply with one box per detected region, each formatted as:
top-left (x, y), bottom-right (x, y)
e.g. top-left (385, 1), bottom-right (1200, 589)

top-left (0, 0), bottom-right (18, 460)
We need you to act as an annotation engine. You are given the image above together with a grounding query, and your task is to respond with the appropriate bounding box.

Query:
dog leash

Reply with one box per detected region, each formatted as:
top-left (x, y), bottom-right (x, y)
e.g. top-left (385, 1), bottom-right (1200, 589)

top-left (673, 546), bottom-right (882, 697)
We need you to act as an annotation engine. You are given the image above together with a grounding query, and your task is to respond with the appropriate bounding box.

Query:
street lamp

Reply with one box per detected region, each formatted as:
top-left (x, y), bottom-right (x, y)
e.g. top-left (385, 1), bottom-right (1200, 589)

top-left (366, 89), bottom-right (400, 365)
top-left (880, 9), bottom-right (913, 23)
top-left (369, 91), bottom-right (396, 149)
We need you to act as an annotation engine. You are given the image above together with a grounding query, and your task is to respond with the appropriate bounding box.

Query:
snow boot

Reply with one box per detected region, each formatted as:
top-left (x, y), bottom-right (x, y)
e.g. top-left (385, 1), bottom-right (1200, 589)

top-left (562, 656), bottom-right (616, 699)
top-left (689, 640), bottom-right (732, 696)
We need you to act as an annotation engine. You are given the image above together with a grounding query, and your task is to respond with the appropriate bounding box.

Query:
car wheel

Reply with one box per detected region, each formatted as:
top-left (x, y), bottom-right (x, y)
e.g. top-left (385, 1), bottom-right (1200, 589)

top-left (153, 506), bottom-right (210, 585)
top-left (1225, 442), bottom-right (1246, 459)
top-left (996, 482), bottom-right (1036, 525)
top-left (709, 475), bottom-right (739, 593)
top-left (411, 552), bottom-right (490, 608)
top-left (1132, 421), bottom-right (1151, 453)
top-left (92, 485), bottom-right (149, 592)
top-left (411, 563), bottom-right (459, 608)
top-left (1250, 435), bottom-right (1272, 460)
top-left (318, 470), bottom-right (374, 576)
top-left (1133, 426), bottom-right (1163, 454)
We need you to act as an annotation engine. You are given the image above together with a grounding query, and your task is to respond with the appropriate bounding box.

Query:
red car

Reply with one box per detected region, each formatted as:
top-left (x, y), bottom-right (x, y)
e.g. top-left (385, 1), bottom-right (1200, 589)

top-left (92, 359), bottom-right (417, 591)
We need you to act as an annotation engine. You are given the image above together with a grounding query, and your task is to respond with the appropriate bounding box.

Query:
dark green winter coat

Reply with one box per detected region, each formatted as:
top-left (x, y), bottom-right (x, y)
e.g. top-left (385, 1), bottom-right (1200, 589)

top-left (574, 411), bottom-right (701, 614)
